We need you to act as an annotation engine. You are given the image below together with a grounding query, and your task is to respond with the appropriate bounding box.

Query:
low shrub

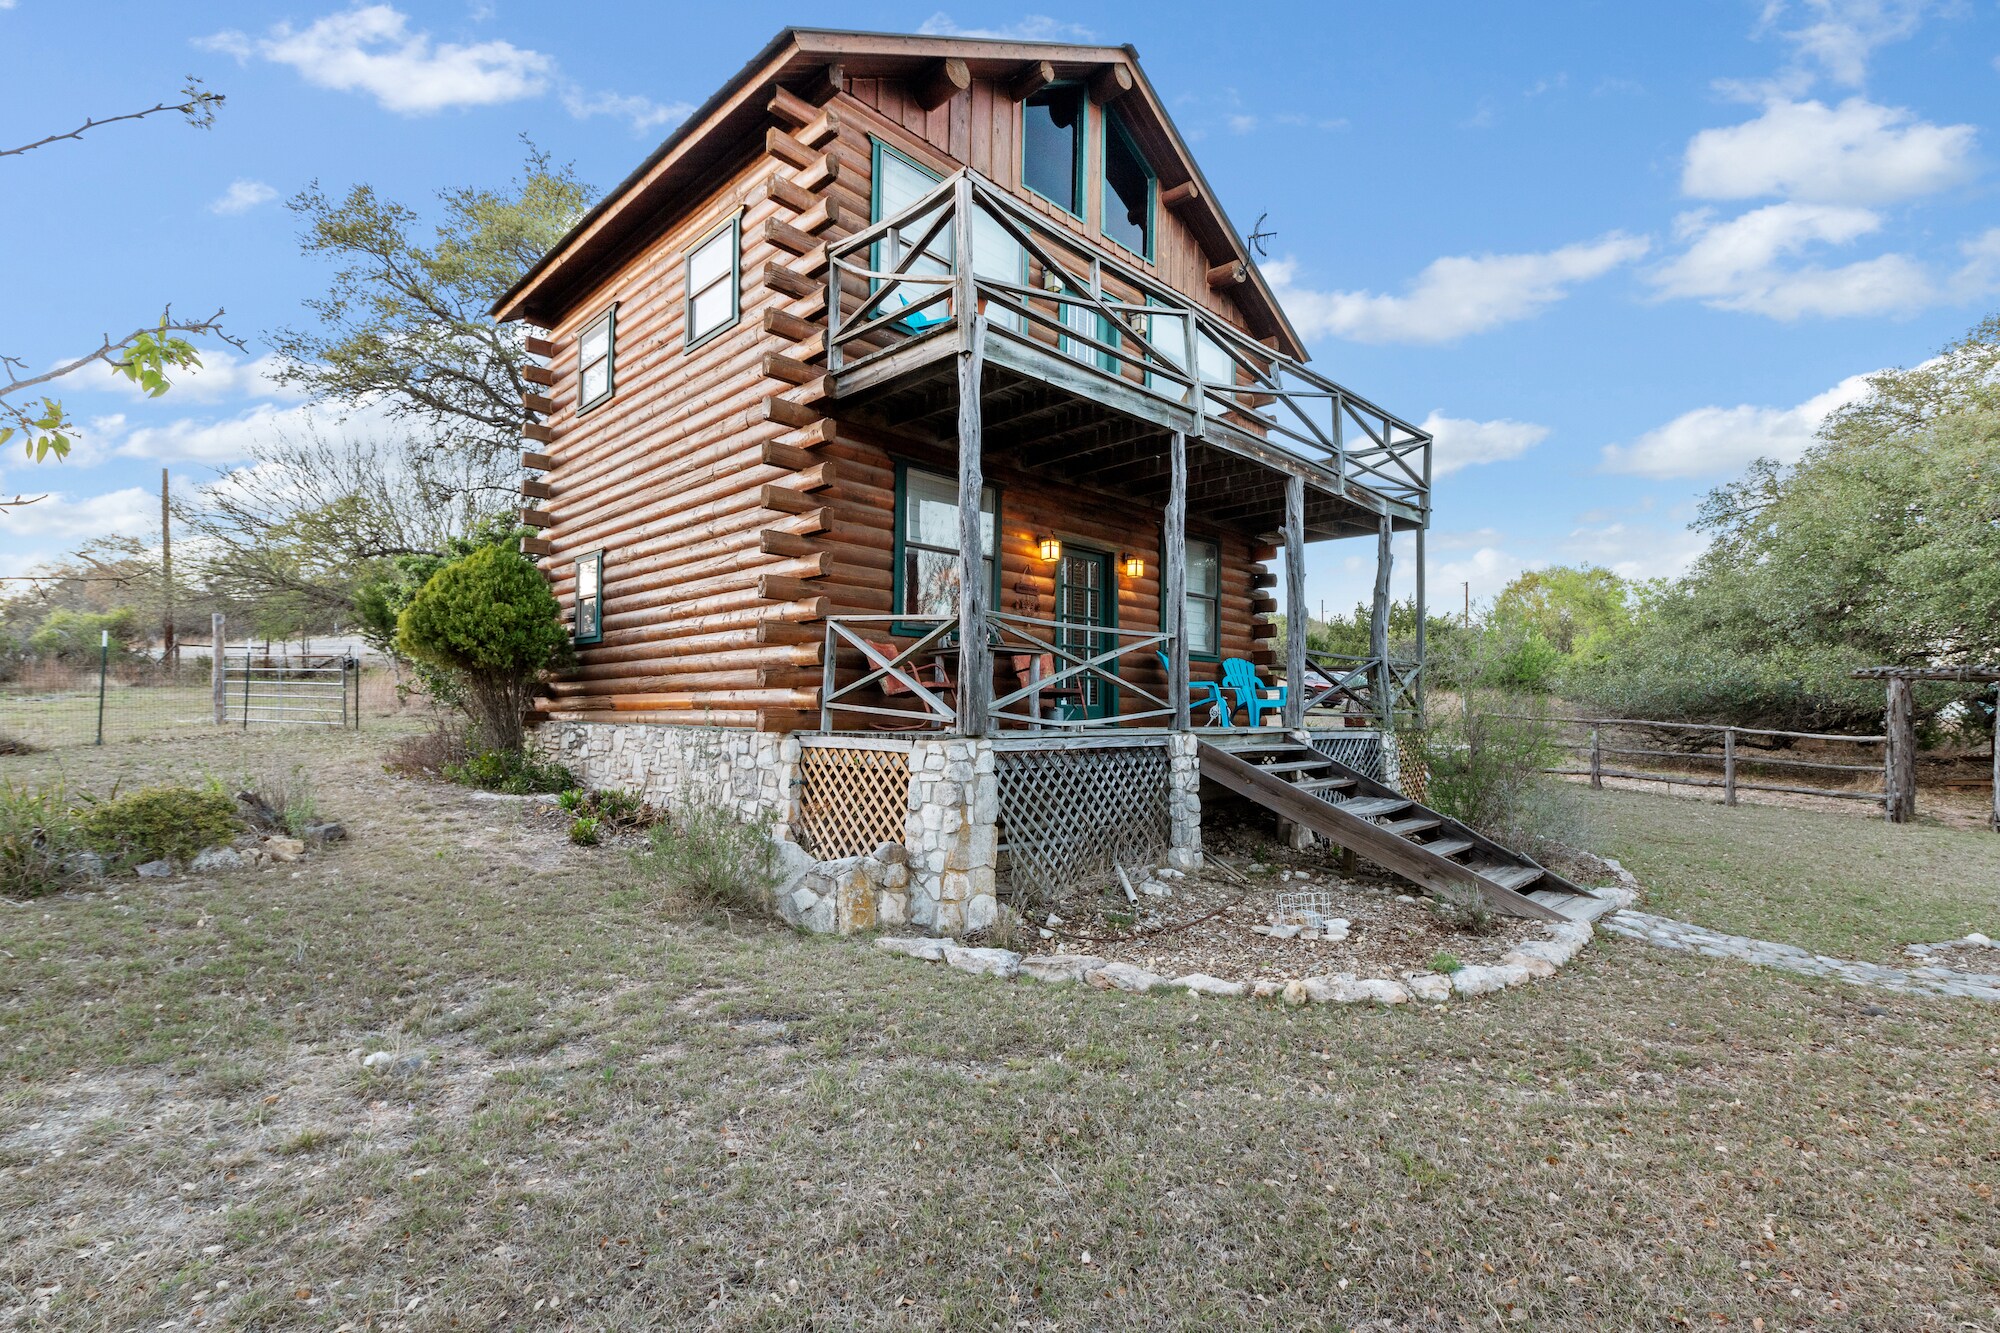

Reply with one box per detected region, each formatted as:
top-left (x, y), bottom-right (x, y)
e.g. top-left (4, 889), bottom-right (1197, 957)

top-left (234, 763), bottom-right (319, 837)
top-left (1426, 950), bottom-right (1463, 975)
top-left (383, 718), bottom-right (475, 779)
top-left (1422, 690), bottom-right (1593, 863)
top-left (444, 747), bottom-right (575, 795)
top-left (0, 781), bottom-right (90, 899)
top-left (80, 785), bottom-right (239, 869)
top-left (568, 815), bottom-right (602, 846)
top-left (637, 803), bottom-right (778, 914)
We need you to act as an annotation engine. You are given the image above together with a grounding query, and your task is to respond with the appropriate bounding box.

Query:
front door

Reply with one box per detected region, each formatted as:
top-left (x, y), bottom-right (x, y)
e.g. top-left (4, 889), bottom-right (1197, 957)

top-left (1055, 548), bottom-right (1117, 720)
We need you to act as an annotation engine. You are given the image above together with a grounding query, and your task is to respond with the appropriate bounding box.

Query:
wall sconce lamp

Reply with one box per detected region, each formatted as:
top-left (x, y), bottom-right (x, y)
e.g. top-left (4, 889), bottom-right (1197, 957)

top-left (1038, 535), bottom-right (1063, 562)
top-left (1122, 552), bottom-right (1145, 579)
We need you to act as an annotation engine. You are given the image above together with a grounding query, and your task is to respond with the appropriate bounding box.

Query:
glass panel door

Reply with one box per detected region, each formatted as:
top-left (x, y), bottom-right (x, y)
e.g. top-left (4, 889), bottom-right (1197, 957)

top-left (1056, 549), bottom-right (1116, 720)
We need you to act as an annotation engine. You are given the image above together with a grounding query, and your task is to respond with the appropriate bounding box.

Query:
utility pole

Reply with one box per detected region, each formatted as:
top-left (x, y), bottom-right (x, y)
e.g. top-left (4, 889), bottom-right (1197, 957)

top-left (1462, 581), bottom-right (1470, 627)
top-left (160, 468), bottom-right (175, 669)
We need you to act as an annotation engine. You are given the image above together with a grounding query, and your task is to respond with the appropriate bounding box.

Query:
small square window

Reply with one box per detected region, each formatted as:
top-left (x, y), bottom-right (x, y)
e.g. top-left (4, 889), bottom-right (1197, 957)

top-left (578, 309), bottom-right (614, 411)
top-left (685, 218), bottom-right (740, 348)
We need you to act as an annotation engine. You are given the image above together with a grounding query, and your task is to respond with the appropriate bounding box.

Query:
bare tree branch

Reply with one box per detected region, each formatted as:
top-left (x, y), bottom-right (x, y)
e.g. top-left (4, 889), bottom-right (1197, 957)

top-left (1, 78), bottom-right (223, 159)
top-left (0, 306), bottom-right (242, 399)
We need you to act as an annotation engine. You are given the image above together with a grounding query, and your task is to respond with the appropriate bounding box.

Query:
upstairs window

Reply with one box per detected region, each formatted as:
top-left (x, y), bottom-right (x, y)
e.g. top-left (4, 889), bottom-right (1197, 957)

top-left (684, 216), bottom-right (740, 349)
top-left (1101, 112), bottom-right (1154, 259)
top-left (872, 142), bottom-right (953, 330)
top-left (895, 465), bottom-right (998, 624)
top-left (574, 551), bottom-right (603, 645)
top-left (1022, 85), bottom-right (1085, 214)
top-left (1185, 538), bottom-right (1220, 658)
top-left (578, 308), bottom-right (615, 411)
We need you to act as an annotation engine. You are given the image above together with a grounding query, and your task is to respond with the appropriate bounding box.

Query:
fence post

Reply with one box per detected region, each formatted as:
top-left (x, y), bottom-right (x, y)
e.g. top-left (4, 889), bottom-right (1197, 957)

top-left (242, 647), bottom-right (252, 730)
top-left (94, 629), bottom-right (108, 746)
top-left (1589, 728), bottom-right (1601, 789)
top-left (1723, 727), bottom-right (1738, 807)
top-left (211, 614), bottom-right (226, 725)
top-left (1885, 677), bottom-right (1916, 823)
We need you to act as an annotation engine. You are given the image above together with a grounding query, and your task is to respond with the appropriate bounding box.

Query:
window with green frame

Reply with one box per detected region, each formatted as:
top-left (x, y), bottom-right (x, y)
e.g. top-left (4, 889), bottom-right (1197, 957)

top-left (1101, 109), bottom-right (1154, 259)
top-left (1021, 84), bottom-right (1085, 215)
top-left (684, 215), bottom-right (739, 349)
top-left (574, 550), bottom-right (604, 645)
top-left (578, 307), bottom-right (615, 411)
top-left (893, 464), bottom-right (998, 629)
top-left (871, 141), bottom-right (952, 331)
top-left (1185, 537), bottom-right (1220, 658)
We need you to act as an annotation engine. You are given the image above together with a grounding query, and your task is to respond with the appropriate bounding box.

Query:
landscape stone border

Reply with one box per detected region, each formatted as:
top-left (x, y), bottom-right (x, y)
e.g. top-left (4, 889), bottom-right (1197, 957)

top-left (1603, 913), bottom-right (2000, 1000)
top-left (872, 883), bottom-right (1640, 1006)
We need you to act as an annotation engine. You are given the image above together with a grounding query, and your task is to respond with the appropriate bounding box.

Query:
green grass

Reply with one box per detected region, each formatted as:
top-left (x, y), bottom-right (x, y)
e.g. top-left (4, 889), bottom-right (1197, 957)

top-left (0, 681), bottom-right (224, 750)
top-left (1585, 786), bottom-right (2000, 957)
top-left (1, 729), bottom-right (1996, 1329)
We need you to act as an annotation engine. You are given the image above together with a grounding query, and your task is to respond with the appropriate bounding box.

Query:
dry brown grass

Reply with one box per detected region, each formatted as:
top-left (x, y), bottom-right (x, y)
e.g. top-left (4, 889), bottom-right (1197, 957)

top-left (1, 727), bottom-right (1996, 1329)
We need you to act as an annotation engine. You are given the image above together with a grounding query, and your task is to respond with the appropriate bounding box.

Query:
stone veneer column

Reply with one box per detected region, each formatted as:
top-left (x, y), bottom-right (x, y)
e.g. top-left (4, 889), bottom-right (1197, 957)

top-left (1166, 732), bottom-right (1203, 871)
top-left (904, 736), bottom-right (999, 935)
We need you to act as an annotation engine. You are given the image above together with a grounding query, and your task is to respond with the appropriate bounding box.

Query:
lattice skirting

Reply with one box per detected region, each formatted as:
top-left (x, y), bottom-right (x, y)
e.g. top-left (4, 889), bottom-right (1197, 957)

top-left (996, 745), bottom-right (1171, 897)
top-left (795, 745), bottom-right (910, 858)
top-left (1395, 731), bottom-right (1431, 805)
top-left (1308, 732), bottom-right (1385, 782)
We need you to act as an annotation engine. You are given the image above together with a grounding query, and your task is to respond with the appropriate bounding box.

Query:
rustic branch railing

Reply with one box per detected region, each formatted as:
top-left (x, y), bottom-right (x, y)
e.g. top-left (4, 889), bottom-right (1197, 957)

top-left (986, 612), bottom-right (1173, 731)
top-left (1492, 713), bottom-right (1890, 808)
top-left (820, 615), bottom-right (959, 732)
top-left (825, 168), bottom-right (1432, 513)
top-left (1298, 651), bottom-right (1424, 728)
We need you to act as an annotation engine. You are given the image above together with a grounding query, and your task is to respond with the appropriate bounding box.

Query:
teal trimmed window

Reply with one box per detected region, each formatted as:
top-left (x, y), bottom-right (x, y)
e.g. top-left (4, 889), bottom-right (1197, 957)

top-left (574, 550), bottom-right (604, 645)
top-left (578, 307), bottom-right (615, 412)
top-left (870, 140), bottom-right (952, 331)
top-left (891, 464), bottom-right (999, 632)
top-left (1185, 537), bottom-right (1220, 658)
top-left (1021, 84), bottom-right (1086, 215)
top-left (683, 215), bottom-right (740, 349)
top-left (1101, 109), bottom-right (1155, 260)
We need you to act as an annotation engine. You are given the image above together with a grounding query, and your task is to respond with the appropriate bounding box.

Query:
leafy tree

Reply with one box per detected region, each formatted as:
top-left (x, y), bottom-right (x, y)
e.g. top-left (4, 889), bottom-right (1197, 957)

top-left (395, 543), bottom-right (570, 752)
top-left (28, 609), bottom-right (142, 663)
top-left (1, 79), bottom-right (233, 469)
top-left (270, 144), bottom-right (595, 466)
top-left (1489, 566), bottom-right (1630, 661)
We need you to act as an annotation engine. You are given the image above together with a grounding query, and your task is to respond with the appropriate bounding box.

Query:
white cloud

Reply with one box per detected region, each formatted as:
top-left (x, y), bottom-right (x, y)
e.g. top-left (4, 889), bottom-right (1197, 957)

top-left (1558, 522), bottom-right (1708, 582)
top-left (915, 13), bottom-right (1097, 40)
top-left (1432, 545), bottom-right (1546, 603)
top-left (209, 178), bottom-right (279, 215)
top-left (80, 348), bottom-right (305, 407)
top-left (1419, 412), bottom-right (1550, 477)
top-left (1683, 98), bottom-right (1976, 204)
top-left (199, 5), bottom-right (551, 114)
top-left (0, 488), bottom-right (160, 543)
top-left (560, 87), bottom-right (691, 134)
top-left (1599, 371), bottom-right (1877, 477)
top-left (1266, 233), bottom-right (1649, 344)
top-left (1762, 0), bottom-right (1933, 87)
top-left (1649, 202), bottom-right (1933, 318)
top-left (1956, 227), bottom-right (2000, 291)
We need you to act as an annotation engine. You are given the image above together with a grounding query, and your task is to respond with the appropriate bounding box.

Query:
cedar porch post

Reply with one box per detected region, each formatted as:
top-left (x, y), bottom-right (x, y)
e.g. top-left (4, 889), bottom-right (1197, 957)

top-left (1413, 524), bottom-right (1427, 729)
top-left (1282, 474), bottom-right (1306, 731)
top-left (1370, 515), bottom-right (1394, 730)
top-left (953, 173), bottom-right (990, 736)
top-left (1164, 430), bottom-right (1190, 731)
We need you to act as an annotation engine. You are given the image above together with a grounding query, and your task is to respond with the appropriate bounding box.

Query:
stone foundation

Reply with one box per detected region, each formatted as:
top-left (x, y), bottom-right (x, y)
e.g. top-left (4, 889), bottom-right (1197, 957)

top-left (773, 841), bottom-right (912, 935)
top-left (1165, 731), bottom-right (1203, 871)
top-left (533, 720), bottom-right (798, 838)
top-left (904, 736), bottom-right (999, 936)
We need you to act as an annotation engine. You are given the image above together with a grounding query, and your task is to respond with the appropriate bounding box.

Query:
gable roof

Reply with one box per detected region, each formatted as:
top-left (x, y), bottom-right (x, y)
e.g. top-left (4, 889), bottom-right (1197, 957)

top-left (489, 27), bottom-right (1308, 360)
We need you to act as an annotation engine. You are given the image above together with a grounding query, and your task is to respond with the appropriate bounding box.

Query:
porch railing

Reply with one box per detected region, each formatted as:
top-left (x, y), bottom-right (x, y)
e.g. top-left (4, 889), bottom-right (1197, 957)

top-left (826, 169), bottom-right (1432, 513)
top-left (818, 612), bottom-right (1173, 733)
top-left (1296, 650), bottom-right (1425, 729)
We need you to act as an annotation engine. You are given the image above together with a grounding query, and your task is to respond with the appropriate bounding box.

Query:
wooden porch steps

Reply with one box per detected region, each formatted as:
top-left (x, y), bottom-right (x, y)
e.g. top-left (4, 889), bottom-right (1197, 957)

top-left (1195, 736), bottom-right (1595, 923)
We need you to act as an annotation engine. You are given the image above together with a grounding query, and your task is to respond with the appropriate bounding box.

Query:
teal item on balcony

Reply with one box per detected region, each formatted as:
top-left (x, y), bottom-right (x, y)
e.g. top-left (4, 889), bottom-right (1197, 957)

top-left (1156, 650), bottom-right (1232, 726)
top-left (1221, 657), bottom-right (1286, 727)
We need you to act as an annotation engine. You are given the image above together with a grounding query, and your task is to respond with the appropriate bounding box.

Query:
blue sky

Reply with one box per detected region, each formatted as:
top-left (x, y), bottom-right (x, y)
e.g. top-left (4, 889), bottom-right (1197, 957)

top-left (3, 0), bottom-right (1996, 618)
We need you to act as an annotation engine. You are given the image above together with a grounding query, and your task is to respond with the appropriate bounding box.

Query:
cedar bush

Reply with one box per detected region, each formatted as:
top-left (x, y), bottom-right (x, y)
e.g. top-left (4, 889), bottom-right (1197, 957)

top-left (80, 785), bottom-right (239, 869)
top-left (395, 543), bottom-right (571, 751)
top-left (0, 781), bottom-right (90, 898)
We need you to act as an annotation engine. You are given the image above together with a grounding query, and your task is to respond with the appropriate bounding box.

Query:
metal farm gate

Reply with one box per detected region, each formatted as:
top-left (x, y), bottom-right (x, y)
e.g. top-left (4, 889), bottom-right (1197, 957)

top-left (220, 652), bottom-right (360, 729)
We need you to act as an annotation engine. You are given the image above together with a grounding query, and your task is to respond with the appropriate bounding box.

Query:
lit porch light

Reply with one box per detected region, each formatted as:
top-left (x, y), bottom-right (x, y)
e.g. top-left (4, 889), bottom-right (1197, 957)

top-left (1038, 535), bottom-right (1063, 562)
top-left (1122, 552), bottom-right (1145, 579)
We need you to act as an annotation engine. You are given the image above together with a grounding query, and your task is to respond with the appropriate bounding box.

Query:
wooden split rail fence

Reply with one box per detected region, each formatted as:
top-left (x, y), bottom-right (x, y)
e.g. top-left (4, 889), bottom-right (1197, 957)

top-left (1500, 714), bottom-right (1891, 813)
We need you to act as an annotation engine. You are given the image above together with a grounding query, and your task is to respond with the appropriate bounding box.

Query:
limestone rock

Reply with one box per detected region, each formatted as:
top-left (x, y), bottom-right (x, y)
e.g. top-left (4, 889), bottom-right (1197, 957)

top-left (190, 847), bottom-right (244, 873)
top-left (302, 821), bottom-right (347, 844)
top-left (1250, 978), bottom-right (1286, 999)
top-left (1019, 953), bottom-right (1105, 985)
top-left (1499, 950), bottom-right (1558, 979)
top-left (943, 945), bottom-right (1020, 979)
top-left (1449, 965), bottom-right (1509, 997)
top-left (263, 837), bottom-right (306, 863)
top-left (1173, 973), bottom-right (1247, 998)
top-left (1086, 961), bottom-right (1165, 993)
top-left (874, 936), bottom-right (954, 962)
top-left (135, 859), bottom-right (175, 879)
top-left (1402, 972), bottom-right (1453, 1003)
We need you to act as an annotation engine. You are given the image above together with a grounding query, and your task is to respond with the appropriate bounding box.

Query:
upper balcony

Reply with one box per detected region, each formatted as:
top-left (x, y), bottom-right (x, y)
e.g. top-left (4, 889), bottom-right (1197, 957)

top-left (821, 169), bottom-right (1432, 540)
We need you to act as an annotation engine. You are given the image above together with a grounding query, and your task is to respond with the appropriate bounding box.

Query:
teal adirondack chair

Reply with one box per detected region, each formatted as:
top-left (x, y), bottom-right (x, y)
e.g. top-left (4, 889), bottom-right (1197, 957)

top-left (1155, 650), bottom-right (1232, 726)
top-left (1221, 657), bottom-right (1286, 727)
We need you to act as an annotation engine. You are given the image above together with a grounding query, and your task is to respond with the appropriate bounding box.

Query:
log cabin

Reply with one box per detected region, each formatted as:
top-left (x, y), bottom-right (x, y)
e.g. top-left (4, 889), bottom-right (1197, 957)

top-left (492, 29), bottom-right (1586, 933)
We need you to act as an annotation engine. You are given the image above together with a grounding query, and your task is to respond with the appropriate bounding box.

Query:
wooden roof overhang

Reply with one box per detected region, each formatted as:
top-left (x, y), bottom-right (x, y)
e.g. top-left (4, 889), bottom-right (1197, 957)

top-left (835, 330), bottom-right (1421, 544)
top-left (488, 27), bottom-right (1306, 358)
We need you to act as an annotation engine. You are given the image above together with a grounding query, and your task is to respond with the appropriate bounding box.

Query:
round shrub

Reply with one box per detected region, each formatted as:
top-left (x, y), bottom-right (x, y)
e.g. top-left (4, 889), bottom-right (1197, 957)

top-left (395, 543), bottom-right (570, 751)
top-left (81, 785), bottom-right (239, 869)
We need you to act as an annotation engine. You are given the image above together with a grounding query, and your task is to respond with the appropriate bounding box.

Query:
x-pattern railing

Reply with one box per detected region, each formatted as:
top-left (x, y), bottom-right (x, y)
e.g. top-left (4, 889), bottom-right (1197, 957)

top-left (825, 169), bottom-right (1432, 513)
top-left (820, 614), bottom-right (959, 732)
top-left (1298, 650), bottom-right (1425, 728)
top-left (986, 612), bottom-right (1174, 730)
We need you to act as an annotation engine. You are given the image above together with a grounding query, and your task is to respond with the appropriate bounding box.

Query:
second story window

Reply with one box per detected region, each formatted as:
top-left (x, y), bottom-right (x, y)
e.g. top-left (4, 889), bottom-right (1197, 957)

top-left (578, 308), bottom-right (615, 411)
top-left (1022, 85), bottom-right (1084, 215)
top-left (685, 216), bottom-right (739, 349)
top-left (1101, 111), bottom-right (1154, 259)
